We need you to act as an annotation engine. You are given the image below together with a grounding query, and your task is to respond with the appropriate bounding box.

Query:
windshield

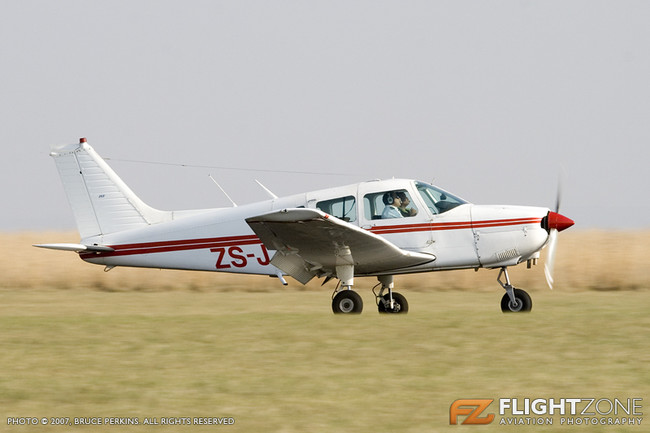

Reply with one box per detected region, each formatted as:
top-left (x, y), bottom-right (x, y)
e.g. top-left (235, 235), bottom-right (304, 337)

top-left (415, 181), bottom-right (468, 214)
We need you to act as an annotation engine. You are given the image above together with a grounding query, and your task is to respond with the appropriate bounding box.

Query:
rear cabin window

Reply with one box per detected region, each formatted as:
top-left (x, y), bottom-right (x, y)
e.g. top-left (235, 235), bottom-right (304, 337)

top-left (316, 196), bottom-right (357, 222)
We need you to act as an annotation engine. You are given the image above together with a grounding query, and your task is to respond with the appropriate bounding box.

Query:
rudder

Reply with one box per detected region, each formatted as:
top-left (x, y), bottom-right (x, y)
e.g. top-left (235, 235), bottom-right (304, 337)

top-left (51, 138), bottom-right (171, 238)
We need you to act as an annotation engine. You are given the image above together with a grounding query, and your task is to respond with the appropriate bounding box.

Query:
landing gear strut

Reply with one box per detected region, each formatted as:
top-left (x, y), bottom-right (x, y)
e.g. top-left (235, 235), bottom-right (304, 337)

top-left (497, 267), bottom-right (532, 312)
top-left (332, 250), bottom-right (363, 314)
top-left (374, 275), bottom-right (409, 314)
top-left (330, 265), bottom-right (409, 314)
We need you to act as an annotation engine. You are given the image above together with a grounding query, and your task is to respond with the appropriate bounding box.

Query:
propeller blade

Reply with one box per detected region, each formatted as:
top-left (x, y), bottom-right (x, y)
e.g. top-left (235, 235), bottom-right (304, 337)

top-left (544, 228), bottom-right (558, 289)
top-left (555, 168), bottom-right (564, 213)
top-left (545, 171), bottom-right (570, 290)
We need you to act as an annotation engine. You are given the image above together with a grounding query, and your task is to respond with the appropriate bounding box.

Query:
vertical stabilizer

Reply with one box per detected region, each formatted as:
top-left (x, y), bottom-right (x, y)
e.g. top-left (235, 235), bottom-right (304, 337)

top-left (51, 138), bottom-right (171, 238)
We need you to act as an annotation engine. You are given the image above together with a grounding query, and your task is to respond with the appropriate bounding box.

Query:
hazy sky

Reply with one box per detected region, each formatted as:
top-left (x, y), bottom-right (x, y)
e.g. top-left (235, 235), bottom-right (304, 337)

top-left (2, 0), bottom-right (649, 232)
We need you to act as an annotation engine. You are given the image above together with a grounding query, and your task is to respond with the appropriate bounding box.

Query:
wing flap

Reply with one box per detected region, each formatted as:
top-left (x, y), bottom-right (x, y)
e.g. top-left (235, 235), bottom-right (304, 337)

top-left (246, 209), bottom-right (435, 280)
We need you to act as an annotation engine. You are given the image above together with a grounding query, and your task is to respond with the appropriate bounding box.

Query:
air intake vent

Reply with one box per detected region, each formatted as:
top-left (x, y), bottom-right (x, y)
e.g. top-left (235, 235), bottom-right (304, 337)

top-left (495, 248), bottom-right (519, 262)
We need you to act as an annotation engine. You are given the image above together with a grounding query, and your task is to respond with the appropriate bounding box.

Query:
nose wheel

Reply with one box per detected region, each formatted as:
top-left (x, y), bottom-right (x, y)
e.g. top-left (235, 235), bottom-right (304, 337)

top-left (500, 288), bottom-right (532, 312)
top-left (497, 267), bottom-right (532, 312)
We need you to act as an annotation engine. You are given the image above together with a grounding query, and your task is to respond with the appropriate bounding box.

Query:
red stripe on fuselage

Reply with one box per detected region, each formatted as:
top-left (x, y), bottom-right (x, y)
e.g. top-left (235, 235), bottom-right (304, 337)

top-left (370, 217), bottom-right (542, 235)
top-left (81, 234), bottom-right (261, 258)
top-left (83, 217), bottom-right (542, 259)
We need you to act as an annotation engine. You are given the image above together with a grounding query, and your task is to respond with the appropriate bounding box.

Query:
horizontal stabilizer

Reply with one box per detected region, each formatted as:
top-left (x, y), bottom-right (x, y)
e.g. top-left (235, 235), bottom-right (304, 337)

top-left (33, 243), bottom-right (115, 253)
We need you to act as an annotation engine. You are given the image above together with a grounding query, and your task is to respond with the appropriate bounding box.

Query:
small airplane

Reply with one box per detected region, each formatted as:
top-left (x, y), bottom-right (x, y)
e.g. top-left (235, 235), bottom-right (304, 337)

top-left (36, 138), bottom-right (574, 314)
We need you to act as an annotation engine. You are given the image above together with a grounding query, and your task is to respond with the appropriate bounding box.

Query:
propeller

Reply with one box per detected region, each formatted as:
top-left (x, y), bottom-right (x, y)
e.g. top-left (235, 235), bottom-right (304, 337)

top-left (544, 228), bottom-right (558, 289)
top-left (543, 180), bottom-right (574, 289)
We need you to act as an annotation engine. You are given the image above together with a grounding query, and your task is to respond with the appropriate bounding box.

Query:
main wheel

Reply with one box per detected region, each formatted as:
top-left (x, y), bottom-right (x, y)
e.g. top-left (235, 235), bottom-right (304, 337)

top-left (377, 292), bottom-right (409, 314)
top-left (332, 290), bottom-right (363, 314)
top-left (500, 288), bottom-right (532, 312)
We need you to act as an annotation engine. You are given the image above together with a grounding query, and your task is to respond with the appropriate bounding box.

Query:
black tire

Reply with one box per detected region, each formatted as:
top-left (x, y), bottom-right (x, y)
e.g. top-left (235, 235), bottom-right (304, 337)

top-left (332, 290), bottom-right (363, 314)
top-left (500, 288), bottom-right (532, 312)
top-left (377, 292), bottom-right (409, 314)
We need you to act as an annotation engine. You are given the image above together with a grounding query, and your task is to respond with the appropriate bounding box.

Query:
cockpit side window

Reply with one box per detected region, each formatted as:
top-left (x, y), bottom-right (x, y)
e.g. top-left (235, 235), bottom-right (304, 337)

top-left (363, 189), bottom-right (419, 220)
top-left (416, 182), bottom-right (467, 214)
top-left (316, 196), bottom-right (357, 222)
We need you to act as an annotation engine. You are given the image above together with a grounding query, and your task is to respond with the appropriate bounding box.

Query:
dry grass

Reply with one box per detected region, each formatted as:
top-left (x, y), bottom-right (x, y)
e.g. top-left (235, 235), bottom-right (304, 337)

top-left (3, 230), bottom-right (649, 292)
top-left (0, 231), bottom-right (648, 432)
top-left (0, 289), bottom-right (648, 433)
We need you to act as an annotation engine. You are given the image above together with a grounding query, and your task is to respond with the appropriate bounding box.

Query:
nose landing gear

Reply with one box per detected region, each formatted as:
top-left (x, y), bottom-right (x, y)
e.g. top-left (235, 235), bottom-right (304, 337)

top-left (497, 267), bottom-right (532, 312)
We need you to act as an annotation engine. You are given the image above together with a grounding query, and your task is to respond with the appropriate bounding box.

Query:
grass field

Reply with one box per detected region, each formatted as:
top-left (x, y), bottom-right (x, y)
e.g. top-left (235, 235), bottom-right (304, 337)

top-left (5, 230), bottom-right (650, 292)
top-left (1, 232), bottom-right (649, 432)
top-left (1, 290), bottom-right (648, 432)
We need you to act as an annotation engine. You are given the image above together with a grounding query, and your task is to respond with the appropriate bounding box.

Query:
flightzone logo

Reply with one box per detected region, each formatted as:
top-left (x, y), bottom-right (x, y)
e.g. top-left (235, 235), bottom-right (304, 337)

top-left (450, 398), bottom-right (643, 426)
top-left (449, 399), bottom-right (495, 425)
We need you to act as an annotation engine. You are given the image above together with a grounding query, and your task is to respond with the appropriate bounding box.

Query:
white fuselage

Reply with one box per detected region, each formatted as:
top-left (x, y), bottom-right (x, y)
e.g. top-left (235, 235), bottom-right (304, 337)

top-left (80, 179), bottom-right (551, 279)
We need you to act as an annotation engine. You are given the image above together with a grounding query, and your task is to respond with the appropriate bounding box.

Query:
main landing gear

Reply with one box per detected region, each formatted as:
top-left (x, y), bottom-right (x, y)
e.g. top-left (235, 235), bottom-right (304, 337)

top-left (374, 275), bottom-right (408, 314)
top-left (331, 261), bottom-right (365, 314)
top-left (332, 289), bottom-right (364, 314)
top-left (497, 267), bottom-right (532, 312)
top-left (331, 274), bottom-right (408, 314)
top-left (330, 267), bottom-right (532, 314)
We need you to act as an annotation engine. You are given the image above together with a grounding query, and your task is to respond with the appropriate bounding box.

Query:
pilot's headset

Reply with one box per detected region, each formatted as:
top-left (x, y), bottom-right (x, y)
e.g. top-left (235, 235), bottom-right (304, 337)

top-left (383, 192), bottom-right (396, 206)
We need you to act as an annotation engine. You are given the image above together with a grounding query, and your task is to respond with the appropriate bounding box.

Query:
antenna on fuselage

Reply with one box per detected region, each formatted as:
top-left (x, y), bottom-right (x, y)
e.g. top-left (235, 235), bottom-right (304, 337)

top-left (208, 175), bottom-right (237, 207)
top-left (255, 179), bottom-right (278, 199)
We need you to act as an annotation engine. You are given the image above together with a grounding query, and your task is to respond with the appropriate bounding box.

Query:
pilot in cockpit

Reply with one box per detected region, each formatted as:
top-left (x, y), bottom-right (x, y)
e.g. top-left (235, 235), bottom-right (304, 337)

top-left (381, 191), bottom-right (403, 219)
top-left (397, 191), bottom-right (418, 217)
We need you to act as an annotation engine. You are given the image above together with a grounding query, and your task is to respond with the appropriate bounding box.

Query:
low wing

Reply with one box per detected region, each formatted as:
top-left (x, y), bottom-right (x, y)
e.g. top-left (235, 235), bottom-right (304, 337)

top-left (246, 208), bottom-right (435, 283)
